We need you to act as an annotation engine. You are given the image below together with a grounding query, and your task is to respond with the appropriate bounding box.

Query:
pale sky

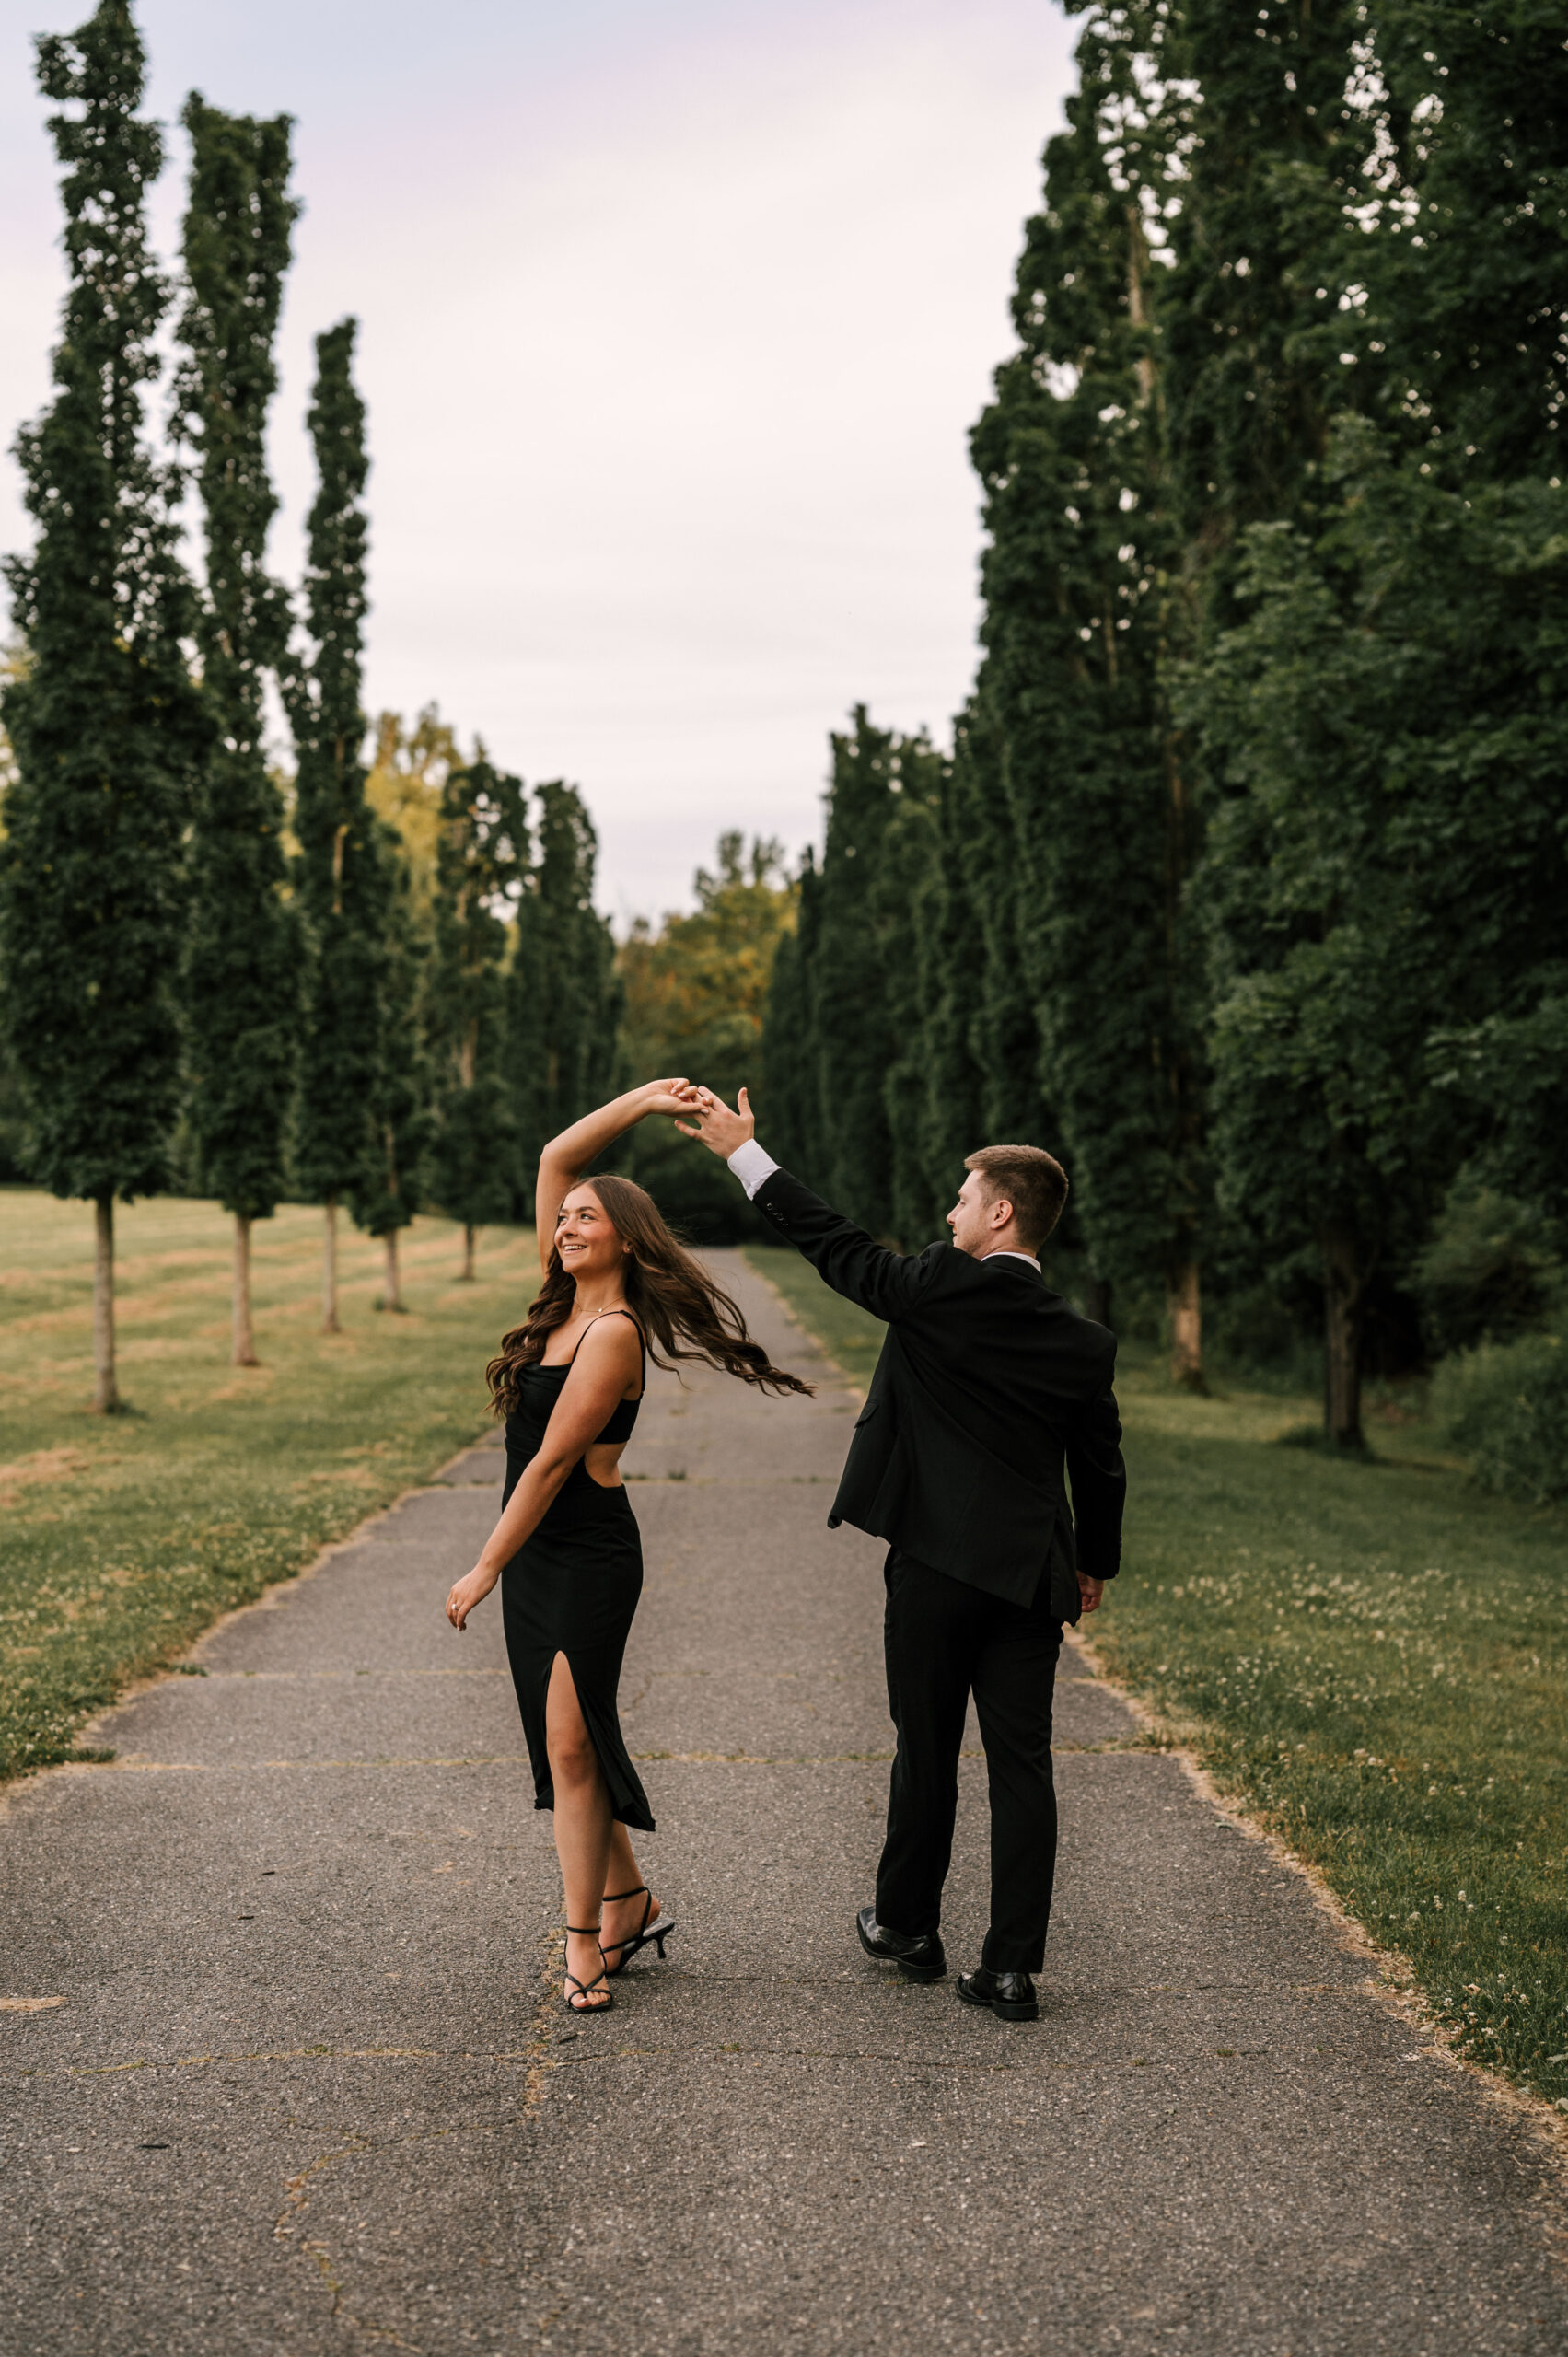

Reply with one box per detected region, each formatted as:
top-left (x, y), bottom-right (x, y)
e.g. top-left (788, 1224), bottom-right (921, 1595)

top-left (1, 0), bottom-right (1075, 923)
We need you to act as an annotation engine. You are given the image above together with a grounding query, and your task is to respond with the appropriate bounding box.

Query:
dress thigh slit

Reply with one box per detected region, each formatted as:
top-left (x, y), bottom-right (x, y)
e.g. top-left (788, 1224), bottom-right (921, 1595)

top-left (501, 1482), bottom-right (655, 1834)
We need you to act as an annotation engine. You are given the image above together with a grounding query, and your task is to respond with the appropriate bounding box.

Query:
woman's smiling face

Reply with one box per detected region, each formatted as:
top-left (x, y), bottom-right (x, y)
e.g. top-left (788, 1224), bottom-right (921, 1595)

top-left (554, 1185), bottom-right (627, 1282)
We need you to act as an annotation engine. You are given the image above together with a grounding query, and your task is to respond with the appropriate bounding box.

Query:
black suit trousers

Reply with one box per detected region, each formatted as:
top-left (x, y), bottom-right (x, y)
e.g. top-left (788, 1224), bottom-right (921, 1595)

top-left (875, 1548), bottom-right (1062, 1975)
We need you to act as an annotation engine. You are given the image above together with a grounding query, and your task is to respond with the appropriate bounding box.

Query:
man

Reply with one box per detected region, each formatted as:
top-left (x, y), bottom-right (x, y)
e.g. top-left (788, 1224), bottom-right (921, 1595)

top-left (679, 1086), bottom-right (1124, 2024)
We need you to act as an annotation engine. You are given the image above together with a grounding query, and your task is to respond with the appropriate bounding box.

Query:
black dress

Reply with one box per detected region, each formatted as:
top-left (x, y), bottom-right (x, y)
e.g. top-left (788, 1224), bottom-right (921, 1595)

top-left (499, 1311), bottom-right (654, 1832)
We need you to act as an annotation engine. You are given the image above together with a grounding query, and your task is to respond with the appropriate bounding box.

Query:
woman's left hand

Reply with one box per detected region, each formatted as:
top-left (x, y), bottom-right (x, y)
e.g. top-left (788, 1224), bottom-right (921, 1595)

top-left (446, 1562), bottom-right (499, 1632)
top-left (638, 1076), bottom-right (695, 1118)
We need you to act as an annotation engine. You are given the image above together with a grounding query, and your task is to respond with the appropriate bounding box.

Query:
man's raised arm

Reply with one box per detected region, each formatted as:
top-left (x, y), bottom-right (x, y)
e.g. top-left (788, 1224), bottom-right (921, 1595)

top-left (677, 1086), bottom-right (934, 1324)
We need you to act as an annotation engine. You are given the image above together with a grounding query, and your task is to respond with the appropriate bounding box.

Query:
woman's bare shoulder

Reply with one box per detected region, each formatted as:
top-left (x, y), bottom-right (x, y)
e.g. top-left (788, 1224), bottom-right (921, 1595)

top-left (575, 1310), bottom-right (644, 1363)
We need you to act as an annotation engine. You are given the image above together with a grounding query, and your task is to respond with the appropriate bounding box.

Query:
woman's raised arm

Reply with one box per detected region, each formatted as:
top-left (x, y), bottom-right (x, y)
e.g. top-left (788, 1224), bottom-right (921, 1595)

top-left (535, 1080), bottom-right (694, 1272)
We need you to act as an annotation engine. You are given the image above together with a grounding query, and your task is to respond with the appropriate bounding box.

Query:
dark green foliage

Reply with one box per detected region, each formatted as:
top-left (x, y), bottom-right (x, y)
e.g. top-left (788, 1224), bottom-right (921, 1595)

top-left (753, 1), bottom-right (1566, 1473)
top-left (175, 96), bottom-right (298, 1224)
top-left (812, 709), bottom-right (900, 1234)
top-left (1195, 441), bottom-right (1568, 1435)
top-left (285, 319), bottom-right (384, 1212)
top-left (903, 716), bottom-right (989, 1215)
top-left (1159, 0), bottom-right (1374, 560)
top-left (0, 3), bottom-right (207, 1208)
top-left (968, 21), bottom-right (1206, 1338)
top-left (1365, 4), bottom-right (1568, 483)
top-left (426, 760), bottom-right (525, 1236)
top-left (1172, 0), bottom-right (1568, 1439)
top-left (354, 825), bottom-right (432, 1244)
top-left (1413, 1182), bottom-right (1559, 1359)
top-left (1432, 1326), bottom-right (1568, 1506)
top-left (877, 739), bottom-right (947, 1248)
top-left (760, 716), bottom-right (991, 1247)
top-left (509, 780), bottom-right (621, 1191)
top-left (1430, 984), bottom-right (1568, 1243)
top-left (761, 849), bottom-right (825, 1185)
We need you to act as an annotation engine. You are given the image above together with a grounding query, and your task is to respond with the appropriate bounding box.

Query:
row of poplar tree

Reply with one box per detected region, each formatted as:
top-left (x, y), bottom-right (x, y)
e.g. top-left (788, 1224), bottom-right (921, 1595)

top-left (761, 0), bottom-right (1567, 1448)
top-left (0, 2), bottom-right (618, 1409)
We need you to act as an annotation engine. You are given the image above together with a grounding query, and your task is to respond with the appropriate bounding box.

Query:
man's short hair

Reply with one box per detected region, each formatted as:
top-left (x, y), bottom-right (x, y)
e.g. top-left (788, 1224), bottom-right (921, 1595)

top-left (964, 1144), bottom-right (1068, 1250)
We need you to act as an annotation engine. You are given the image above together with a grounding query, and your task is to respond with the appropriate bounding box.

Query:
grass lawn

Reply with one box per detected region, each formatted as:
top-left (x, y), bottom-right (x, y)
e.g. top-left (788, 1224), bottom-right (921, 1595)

top-left (745, 1242), bottom-right (1568, 2112)
top-left (0, 1189), bottom-right (536, 1783)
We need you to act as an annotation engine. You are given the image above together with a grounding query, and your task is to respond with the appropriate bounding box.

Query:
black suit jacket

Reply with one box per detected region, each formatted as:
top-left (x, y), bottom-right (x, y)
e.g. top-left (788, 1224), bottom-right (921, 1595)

top-left (755, 1167), bottom-right (1125, 1616)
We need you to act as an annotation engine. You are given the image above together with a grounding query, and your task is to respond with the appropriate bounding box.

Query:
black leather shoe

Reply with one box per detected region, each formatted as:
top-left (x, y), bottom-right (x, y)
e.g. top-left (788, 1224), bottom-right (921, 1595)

top-left (855, 1905), bottom-right (947, 1981)
top-left (956, 1966), bottom-right (1039, 2022)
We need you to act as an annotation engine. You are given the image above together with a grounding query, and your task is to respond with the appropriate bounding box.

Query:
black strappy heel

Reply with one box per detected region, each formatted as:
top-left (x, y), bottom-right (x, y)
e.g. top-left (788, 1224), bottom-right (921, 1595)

top-left (600, 1886), bottom-right (675, 1977)
top-left (563, 1923), bottom-right (614, 2014)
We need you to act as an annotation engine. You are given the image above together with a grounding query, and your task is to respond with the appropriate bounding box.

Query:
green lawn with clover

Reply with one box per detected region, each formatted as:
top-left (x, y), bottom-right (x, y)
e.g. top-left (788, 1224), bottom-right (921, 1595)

top-left (0, 1188), bottom-right (537, 1785)
top-left (746, 1243), bottom-right (1568, 2111)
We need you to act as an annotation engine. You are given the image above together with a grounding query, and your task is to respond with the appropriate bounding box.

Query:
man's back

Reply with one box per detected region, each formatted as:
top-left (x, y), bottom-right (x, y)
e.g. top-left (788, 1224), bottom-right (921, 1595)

top-left (753, 1166), bottom-right (1124, 1608)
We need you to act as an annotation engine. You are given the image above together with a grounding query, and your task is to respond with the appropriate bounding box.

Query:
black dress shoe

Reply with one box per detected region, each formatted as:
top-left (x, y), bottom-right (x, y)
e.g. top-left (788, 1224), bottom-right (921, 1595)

top-left (855, 1905), bottom-right (947, 1980)
top-left (956, 1966), bottom-right (1039, 2022)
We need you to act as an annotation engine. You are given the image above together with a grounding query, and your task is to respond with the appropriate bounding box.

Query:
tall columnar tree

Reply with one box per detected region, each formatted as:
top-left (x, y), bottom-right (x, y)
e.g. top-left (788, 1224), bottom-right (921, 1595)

top-left (354, 823), bottom-right (433, 1310)
top-left (174, 95), bottom-right (299, 1366)
top-left (1159, 0), bottom-right (1374, 581)
top-left (811, 709), bottom-right (900, 1235)
top-left (284, 319), bottom-right (383, 1332)
top-left (875, 736), bottom-right (946, 1248)
top-left (428, 757), bottom-right (526, 1278)
top-left (1195, 445), bottom-right (1568, 1446)
top-left (509, 780), bottom-right (621, 1199)
top-left (761, 715), bottom-right (977, 1246)
top-left (1188, 0), bottom-right (1565, 1433)
top-left (0, 2), bottom-right (207, 1412)
top-left (1366, 2), bottom-right (1568, 488)
top-left (760, 848), bottom-right (825, 1184)
top-left (1191, 0), bottom-right (1568, 1443)
top-left (906, 711), bottom-right (992, 1232)
top-left (968, 8), bottom-right (1210, 1378)
top-left (1162, 0), bottom-right (1384, 1407)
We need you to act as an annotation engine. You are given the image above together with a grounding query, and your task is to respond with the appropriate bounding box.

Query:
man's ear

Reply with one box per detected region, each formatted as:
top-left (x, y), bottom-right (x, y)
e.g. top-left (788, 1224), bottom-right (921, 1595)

top-left (991, 1194), bottom-right (1014, 1229)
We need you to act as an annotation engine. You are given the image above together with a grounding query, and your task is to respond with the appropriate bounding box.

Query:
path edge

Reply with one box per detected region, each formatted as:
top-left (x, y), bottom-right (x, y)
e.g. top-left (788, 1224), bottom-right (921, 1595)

top-left (742, 1246), bottom-right (1568, 2187)
top-left (0, 1427), bottom-right (502, 1827)
top-left (1069, 1620), bottom-right (1568, 2186)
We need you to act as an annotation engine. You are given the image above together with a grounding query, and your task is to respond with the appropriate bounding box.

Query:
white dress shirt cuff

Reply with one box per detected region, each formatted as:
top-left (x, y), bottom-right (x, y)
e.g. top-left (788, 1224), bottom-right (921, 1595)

top-left (727, 1138), bottom-right (781, 1200)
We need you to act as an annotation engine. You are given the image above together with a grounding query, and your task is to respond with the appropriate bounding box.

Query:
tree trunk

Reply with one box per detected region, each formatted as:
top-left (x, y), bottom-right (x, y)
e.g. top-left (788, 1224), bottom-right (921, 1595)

top-left (459, 1222), bottom-right (476, 1283)
top-left (92, 1192), bottom-right (120, 1414)
top-left (1166, 1258), bottom-right (1205, 1391)
top-left (1321, 1221), bottom-right (1366, 1449)
top-left (383, 1227), bottom-right (403, 1313)
top-left (232, 1213), bottom-right (259, 1366)
top-left (1082, 1273), bottom-right (1112, 1328)
top-left (322, 1196), bottom-right (340, 1334)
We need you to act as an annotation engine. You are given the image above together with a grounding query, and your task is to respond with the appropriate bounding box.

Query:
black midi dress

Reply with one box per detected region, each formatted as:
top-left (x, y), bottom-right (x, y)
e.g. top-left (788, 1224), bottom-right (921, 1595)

top-left (499, 1312), bottom-right (655, 1833)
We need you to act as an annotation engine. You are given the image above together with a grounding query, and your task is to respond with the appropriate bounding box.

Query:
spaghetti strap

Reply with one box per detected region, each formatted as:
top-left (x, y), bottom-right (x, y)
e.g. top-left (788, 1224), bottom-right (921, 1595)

top-left (567, 1307), bottom-right (646, 1396)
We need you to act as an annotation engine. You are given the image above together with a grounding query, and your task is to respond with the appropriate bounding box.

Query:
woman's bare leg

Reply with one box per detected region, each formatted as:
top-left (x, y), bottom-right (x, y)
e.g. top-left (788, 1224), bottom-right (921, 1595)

top-left (545, 1654), bottom-right (614, 2008)
top-left (601, 1824), bottom-right (661, 1967)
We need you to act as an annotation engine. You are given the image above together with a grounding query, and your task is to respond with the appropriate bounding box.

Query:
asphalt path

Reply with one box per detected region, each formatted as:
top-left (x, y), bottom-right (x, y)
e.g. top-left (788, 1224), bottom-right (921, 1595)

top-left (3, 1250), bottom-right (1565, 2354)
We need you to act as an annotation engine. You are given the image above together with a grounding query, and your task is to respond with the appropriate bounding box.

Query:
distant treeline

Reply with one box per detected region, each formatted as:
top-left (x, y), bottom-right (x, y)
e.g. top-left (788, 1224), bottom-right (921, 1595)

top-left (759, 0), bottom-right (1568, 1456)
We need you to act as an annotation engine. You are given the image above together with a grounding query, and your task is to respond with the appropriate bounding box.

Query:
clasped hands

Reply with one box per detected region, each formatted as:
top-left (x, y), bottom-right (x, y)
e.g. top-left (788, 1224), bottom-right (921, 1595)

top-left (610, 1078), bottom-right (752, 1152)
top-left (634, 1075), bottom-right (751, 1156)
top-left (670, 1082), bottom-right (754, 1158)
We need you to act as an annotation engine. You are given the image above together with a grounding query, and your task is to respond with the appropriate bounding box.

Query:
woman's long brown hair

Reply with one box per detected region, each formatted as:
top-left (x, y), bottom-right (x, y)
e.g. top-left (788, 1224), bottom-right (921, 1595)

top-left (486, 1172), bottom-right (814, 1417)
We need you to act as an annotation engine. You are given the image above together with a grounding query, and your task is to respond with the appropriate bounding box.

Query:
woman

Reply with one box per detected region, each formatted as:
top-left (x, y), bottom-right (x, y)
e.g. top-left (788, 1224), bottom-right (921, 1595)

top-left (445, 1078), bottom-right (811, 2014)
